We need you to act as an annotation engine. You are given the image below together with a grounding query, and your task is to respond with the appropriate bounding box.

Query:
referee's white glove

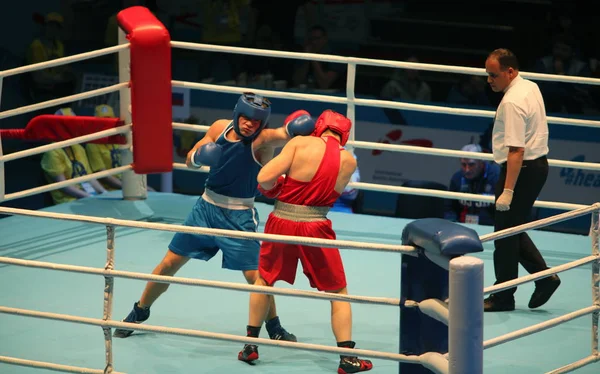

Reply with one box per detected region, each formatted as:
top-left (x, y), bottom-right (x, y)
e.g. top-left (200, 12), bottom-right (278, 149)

top-left (496, 189), bottom-right (514, 211)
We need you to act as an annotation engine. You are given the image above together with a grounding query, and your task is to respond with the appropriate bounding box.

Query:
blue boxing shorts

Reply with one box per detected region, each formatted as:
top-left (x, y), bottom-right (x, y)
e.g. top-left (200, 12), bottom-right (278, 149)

top-left (168, 194), bottom-right (260, 271)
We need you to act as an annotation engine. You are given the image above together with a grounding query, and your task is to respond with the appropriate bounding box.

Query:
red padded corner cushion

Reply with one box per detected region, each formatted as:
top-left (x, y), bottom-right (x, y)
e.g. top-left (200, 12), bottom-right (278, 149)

top-left (118, 6), bottom-right (173, 174)
top-left (1, 115), bottom-right (126, 144)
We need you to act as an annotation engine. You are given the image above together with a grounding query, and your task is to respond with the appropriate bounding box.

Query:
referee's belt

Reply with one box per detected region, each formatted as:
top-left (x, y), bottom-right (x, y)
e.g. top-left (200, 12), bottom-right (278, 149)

top-left (272, 201), bottom-right (330, 222)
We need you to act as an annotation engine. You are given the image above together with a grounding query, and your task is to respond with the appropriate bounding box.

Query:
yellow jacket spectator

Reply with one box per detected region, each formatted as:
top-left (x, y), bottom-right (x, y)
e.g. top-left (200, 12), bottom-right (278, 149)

top-left (41, 108), bottom-right (107, 205)
top-left (41, 144), bottom-right (107, 205)
top-left (85, 105), bottom-right (123, 190)
top-left (201, 0), bottom-right (249, 45)
top-left (26, 12), bottom-right (75, 100)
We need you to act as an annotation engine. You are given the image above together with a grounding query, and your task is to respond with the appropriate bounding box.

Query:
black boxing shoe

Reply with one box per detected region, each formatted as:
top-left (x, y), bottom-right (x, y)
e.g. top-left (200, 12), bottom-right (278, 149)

top-left (338, 356), bottom-right (373, 374)
top-left (113, 301), bottom-right (150, 338)
top-left (337, 341), bottom-right (373, 374)
top-left (238, 344), bottom-right (259, 364)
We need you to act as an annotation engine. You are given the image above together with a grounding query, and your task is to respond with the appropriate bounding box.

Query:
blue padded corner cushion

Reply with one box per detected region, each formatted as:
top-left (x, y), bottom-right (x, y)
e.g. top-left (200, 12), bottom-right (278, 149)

top-left (401, 218), bottom-right (483, 256)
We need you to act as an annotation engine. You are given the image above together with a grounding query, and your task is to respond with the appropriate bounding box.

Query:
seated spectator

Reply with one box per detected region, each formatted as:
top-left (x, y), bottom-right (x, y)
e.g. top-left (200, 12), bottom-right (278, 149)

top-left (248, 0), bottom-right (312, 53)
top-left (292, 25), bottom-right (346, 91)
top-left (25, 12), bottom-right (76, 102)
top-left (444, 144), bottom-right (499, 226)
top-left (445, 75), bottom-right (490, 107)
top-left (197, 0), bottom-right (250, 83)
top-left (243, 24), bottom-right (290, 87)
top-left (41, 108), bottom-right (107, 205)
top-left (380, 56), bottom-right (431, 102)
top-left (533, 34), bottom-right (592, 114)
top-left (85, 104), bottom-right (123, 191)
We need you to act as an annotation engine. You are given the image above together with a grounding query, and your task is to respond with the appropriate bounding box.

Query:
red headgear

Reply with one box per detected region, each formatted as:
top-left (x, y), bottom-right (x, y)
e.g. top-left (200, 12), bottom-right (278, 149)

top-left (312, 110), bottom-right (352, 146)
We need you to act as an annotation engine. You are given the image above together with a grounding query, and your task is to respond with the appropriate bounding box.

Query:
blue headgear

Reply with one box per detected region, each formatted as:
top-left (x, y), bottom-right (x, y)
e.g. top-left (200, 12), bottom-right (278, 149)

top-left (232, 93), bottom-right (271, 140)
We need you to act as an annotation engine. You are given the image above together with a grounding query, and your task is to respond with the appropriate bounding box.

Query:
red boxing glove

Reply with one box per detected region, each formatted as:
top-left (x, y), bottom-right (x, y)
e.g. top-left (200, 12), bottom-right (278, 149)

top-left (258, 176), bottom-right (285, 199)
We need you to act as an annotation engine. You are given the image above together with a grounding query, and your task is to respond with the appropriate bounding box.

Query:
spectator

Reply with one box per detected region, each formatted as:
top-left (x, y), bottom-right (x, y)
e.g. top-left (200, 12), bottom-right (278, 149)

top-left (248, 0), bottom-right (312, 52)
top-left (292, 25), bottom-right (346, 91)
top-left (197, 0), bottom-right (251, 83)
top-left (446, 75), bottom-right (491, 107)
top-left (41, 108), bottom-right (107, 205)
top-left (85, 105), bottom-right (123, 191)
top-left (380, 56), bottom-right (431, 102)
top-left (25, 12), bottom-right (76, 103)
top-left (243, 24), bottom-right (290, 87)
top-left (444, 144), bottom-right (499, 226)
top-left (533, 34), bottom-right (592, 114)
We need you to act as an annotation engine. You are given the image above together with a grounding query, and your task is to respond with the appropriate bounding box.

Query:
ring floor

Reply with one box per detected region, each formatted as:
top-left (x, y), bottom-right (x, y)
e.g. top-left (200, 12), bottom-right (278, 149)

top-left (0, 192), bottom-right (597, 374)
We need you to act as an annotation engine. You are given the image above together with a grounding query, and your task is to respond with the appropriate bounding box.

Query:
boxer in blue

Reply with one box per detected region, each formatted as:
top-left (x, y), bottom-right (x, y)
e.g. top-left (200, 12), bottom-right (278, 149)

top-left (114, 93), bottom-right (316, 341)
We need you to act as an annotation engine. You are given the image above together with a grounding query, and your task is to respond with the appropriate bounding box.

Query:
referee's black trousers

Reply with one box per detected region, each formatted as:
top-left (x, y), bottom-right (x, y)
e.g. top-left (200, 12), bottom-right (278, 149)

top-left (493, 156), bottom-right (549, 300)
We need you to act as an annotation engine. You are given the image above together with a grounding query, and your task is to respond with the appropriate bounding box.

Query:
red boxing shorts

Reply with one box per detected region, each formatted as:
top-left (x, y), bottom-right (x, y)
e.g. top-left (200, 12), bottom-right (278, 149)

top-left (259, 214), bottom-right (347, 291)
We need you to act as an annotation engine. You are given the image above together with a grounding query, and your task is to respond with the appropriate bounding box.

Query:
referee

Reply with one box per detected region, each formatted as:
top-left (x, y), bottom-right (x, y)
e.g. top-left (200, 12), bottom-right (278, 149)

top-left (483, 48), bottom-right (561, 312)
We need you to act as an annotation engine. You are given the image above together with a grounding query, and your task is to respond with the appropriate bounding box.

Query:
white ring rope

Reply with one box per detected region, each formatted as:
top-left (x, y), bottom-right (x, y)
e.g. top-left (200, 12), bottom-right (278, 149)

top-left (0, 202), bottom-right (596, 294)
top-left (169, 161), bottom-right (591, 211)
top-left (408, 299), bottom-right (449, 326)
top-left (349, 182), bottom-right (588, 211)
top-left (483, 255), bottom-right (599, 297)
top-left (483, 305), bottom-right (600, 350)
top-left (171, 122), bottom-right (210, 132)
top-left (0, 256), bottom-right (401, 306)
top-left (2, 165), bottom-right (132, 203)
top-left (172, 79), bottom-right (600, 129)
top-left (0, 306), bottom-right (449, 373)
top-left (0, 206), bottom-right (417, 255)
top-left (170, 41), bottom-right (600, 86)
top-left (479, 203), bottom-right (600, 243)
top-left (0, 356), bottom-right (124, 374)
top-left (0, 83), bottom-right (128, 120)
top-left (348, 141), bottom-right (600, 171)
top-left (0, 124), bottom-right (132, 163)
top-left (547, 355), bottom-right (600, 374)
top-left (0, 44), bottom-right (129, 79)
top-left (171, 122), bottom-right (600, 172)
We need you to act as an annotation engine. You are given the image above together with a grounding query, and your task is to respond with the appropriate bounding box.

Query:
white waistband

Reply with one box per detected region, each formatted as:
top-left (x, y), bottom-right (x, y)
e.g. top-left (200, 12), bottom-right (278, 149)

top-left (202, 188), bottom-right (255, 210)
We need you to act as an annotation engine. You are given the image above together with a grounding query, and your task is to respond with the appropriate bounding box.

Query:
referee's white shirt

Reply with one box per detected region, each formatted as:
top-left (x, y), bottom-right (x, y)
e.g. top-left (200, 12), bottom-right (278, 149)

top-left (492, 75), bottom-right (549, 164)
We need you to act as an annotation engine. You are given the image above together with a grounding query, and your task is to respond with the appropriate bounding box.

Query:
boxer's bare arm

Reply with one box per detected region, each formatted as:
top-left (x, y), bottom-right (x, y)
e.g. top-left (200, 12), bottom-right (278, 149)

top-left (257, 137), bottom-right (302, 190)
top-left (334, 150), bottom-right (358, 194)
top-left (186, 119), bottom-right (228, 168)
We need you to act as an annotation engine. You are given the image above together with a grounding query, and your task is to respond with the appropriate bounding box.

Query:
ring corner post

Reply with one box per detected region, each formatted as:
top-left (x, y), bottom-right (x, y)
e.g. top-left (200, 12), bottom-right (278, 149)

top-left (117, 6), bottom-right (173, 199)
top-left (399, 218), bottom-right (484, 374)
top-left (591, 205), bottom-right (599, 355)
top-left (448, 256), bottom-right (484, 374)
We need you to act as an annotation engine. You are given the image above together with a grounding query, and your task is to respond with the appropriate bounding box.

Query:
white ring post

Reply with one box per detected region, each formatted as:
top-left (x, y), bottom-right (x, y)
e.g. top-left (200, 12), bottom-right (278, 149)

top-left (345, 62), bottom-right (357, 154)
top-left (0, 76), bottom-right (4, 201)
top-left (591, 208), bottom-right (599, 356)
top-left (118, 28), bottom-right (147, 200)
top-left (449, 256), bottom-right (484, 374)
top-left (102, 225), bottom-right (115, 373)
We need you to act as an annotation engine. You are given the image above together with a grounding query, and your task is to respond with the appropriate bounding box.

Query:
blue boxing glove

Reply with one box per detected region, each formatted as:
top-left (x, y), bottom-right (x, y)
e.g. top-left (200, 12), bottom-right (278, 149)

top-left (191, 142), bottom-right (222, 167)
top-left (285, 110), bottom-right (315, 137)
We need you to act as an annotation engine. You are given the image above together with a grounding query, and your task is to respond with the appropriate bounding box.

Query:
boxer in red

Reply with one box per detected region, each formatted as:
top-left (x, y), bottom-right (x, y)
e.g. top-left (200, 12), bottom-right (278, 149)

top-left (238, 110), bottom-right (373, 374)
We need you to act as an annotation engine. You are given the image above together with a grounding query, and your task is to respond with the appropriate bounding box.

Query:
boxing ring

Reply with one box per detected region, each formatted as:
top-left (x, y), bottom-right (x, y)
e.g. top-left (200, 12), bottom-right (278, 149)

top-left (0, 6), bottom-right (599, 374)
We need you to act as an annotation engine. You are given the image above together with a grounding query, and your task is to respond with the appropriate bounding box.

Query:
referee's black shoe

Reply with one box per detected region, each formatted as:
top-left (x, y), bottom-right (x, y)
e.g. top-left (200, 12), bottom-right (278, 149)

top-left (529, 274), bottom-right (561, 309)
top-left (484, 294), bottom-right (515, 312)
